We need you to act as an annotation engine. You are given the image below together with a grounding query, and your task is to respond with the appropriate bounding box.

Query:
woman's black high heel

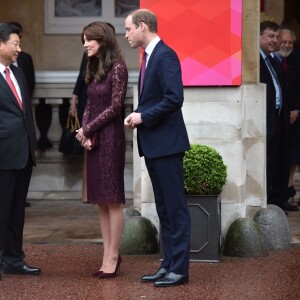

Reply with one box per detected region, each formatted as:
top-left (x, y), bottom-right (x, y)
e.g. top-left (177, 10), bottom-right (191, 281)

top-left (97, 256), bottom-right (122, 279)
top-left (92, 270), bottom-right (103, 277)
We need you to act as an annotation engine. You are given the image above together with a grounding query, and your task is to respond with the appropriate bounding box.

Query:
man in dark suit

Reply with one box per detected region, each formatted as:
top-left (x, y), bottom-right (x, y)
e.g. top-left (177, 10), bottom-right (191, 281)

top-left (275, 28), bottom-right (300, 210)
top-left (0, 22), bottom-right (41, 280)
top-left (259, 21), bottom-right (290, 209)
top-left (125, 9), bottom-right (191, 287)
top-left (15, 49), bottom-right (35, 97)
top-left (9, 22), bottom-right (36, 207)
top-left (9, 22), bottom-right (35, 99)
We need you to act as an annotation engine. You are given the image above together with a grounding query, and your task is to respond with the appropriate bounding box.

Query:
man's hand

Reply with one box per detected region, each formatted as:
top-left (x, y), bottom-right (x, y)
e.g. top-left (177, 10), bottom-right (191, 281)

top-left (290, 110), bottom-right (299, 124)
top-left (124, 112), bottom-right (142, 129)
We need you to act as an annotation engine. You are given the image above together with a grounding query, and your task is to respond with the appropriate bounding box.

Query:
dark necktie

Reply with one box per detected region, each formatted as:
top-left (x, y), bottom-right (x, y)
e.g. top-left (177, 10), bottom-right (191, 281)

top-left (281, 58), bottom-right (288, 73)
top-left (4, 67), bottom-right (23, 110)
top-left (140, 51), bottom-right (147, 94)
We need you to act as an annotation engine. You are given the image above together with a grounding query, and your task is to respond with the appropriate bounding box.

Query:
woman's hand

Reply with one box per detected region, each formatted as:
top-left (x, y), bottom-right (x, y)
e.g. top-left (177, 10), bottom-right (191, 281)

top-left (83, 138), bottom-right (93, 151)
top-left (76, 128), bottom-right (87, 146)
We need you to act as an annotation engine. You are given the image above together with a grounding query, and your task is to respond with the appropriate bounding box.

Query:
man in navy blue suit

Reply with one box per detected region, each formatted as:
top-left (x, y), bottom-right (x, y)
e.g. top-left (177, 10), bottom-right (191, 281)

top-left (125, 9), bottom-right (191, 287)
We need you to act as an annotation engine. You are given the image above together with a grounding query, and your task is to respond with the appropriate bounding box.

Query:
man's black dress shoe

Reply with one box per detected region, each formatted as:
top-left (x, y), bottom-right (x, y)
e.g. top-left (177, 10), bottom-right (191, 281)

top-left (154, 272), bottom-right (188, 287)
top-left (3, 264), bottom-right (41, 275)
top-left (141, 268), bottom-right (168, 282)
top-left (279, 203), bottom-right (299, 212)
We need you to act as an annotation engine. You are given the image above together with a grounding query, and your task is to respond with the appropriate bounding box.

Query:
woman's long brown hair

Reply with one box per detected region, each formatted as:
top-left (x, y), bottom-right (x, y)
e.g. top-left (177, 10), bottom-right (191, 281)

top-left (81, 22), bottom-right (123, 84)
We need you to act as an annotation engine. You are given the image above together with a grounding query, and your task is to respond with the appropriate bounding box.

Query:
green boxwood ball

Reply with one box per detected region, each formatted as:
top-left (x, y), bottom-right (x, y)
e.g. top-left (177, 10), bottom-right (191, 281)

top-left (184, 144), bottom-right (227, 195)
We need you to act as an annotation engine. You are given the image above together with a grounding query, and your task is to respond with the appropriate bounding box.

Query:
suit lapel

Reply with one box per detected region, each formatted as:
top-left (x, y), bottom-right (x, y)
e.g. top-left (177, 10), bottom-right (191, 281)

top-left (260, 54), bottom-right (273, 83)
top-left (145, 40), bottom-right (163, 78)
top-left (0, 67), bottom-right (23, 111)
top-left (12, 67), bottom-right (26, 108)
top-left (139, 40), bottom-right (163, 98)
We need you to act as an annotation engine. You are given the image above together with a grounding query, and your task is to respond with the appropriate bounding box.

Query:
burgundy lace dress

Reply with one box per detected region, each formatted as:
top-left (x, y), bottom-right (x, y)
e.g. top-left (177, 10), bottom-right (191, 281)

top-left (82, 61), bottom-right (128, 204)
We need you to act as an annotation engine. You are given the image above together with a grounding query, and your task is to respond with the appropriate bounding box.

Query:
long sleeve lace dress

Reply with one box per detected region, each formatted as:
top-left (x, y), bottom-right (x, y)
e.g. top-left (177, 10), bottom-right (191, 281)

top-left (82, 61), bottom-right (128, 204)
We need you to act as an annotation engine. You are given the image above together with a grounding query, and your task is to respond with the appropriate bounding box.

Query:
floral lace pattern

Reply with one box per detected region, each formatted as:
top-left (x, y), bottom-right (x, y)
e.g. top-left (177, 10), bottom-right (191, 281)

top-left (82, 61), bottom-right (128, 204)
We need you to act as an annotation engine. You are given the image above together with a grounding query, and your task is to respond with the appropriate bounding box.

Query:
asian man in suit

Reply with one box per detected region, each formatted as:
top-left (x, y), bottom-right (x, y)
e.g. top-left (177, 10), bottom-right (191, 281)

top-left (9, 22), bottom-right (36, 208)
top-left (125, 9), bottom-right (191, 287)
top-left (0, 22), bottom-right (41, 280)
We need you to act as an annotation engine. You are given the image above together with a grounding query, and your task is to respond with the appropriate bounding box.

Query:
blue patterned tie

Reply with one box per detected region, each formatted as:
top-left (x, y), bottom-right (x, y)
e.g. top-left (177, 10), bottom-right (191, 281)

top-left (265, 56), bottom-right (282, 110)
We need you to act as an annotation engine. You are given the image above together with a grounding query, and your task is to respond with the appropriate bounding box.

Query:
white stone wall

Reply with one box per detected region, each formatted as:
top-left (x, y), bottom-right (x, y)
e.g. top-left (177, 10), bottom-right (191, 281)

top-left (134, 84), bottom-right (267, 237)
top-left (28, 71), bottom-right (267, 238)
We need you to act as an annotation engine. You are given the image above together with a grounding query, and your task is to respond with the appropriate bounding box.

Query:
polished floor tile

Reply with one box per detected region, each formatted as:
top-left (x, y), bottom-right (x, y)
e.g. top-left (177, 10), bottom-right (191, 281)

top-left (1, 244), bottom-right (300, 300)
top-left (0, 199), bottom-right (298, 300)
top-left (23, 199), bottom-right (300, 245)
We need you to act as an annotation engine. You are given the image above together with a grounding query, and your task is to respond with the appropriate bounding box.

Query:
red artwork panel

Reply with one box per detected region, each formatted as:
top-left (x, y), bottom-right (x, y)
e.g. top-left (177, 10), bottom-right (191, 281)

top-left (140, 0), bottom-right (242, 86)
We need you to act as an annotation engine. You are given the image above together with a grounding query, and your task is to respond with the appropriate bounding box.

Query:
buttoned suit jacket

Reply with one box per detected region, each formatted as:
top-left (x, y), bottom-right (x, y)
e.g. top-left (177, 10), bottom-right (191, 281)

top-left (135, 40), bottom-right (191, 275)
top-left (0, 64), bottom-right (36, 169)
top-left (135, 40), bottom-right (190, 158)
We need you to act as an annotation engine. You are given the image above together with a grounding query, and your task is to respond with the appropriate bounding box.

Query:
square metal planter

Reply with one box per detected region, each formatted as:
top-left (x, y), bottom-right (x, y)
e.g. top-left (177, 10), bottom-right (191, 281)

top-left (160, 195), bottom-right (221, 262)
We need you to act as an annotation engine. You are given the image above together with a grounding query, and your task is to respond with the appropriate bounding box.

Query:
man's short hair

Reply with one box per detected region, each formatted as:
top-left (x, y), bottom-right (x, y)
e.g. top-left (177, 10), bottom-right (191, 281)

top-left (260, 21), bottom-right (280, 35)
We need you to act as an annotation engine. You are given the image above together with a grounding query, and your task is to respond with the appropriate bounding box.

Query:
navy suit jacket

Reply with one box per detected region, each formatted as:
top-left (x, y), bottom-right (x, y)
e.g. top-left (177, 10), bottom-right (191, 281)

top-left (259, 53), bottom-right (289, 140)
top-left (0, 64), bottom-right (36, 169)
top-left (136, 40), bottom-right (190, 158)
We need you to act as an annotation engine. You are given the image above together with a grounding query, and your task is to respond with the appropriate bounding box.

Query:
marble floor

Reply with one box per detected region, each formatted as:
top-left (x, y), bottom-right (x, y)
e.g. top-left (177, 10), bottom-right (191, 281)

top-left (287, 206), bottom-right (300, 244)
top-left (23, 199), bottom-right (103, 244)
top-left (23, 199), bottom-right (300, 245)
top-left (0, 199), bottom-right (296, 300)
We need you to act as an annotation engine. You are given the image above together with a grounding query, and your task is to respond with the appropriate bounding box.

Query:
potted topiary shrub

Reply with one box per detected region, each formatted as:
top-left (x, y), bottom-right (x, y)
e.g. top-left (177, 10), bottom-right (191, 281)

top-left (184, 144), bottom-right (227, 262)
top-left (160, 144), bottom-right (227, 262)
top-left (184, 144), bottom-right (227, 196)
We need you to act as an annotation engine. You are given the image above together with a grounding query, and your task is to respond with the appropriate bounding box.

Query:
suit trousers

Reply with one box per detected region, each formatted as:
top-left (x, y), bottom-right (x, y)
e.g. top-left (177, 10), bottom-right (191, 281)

top-left (0, 159), bottom-right (33, 267)
top-left (145, 153), bottom-right (191, 276)
top-left (267, 114), bottom-right (289, 205)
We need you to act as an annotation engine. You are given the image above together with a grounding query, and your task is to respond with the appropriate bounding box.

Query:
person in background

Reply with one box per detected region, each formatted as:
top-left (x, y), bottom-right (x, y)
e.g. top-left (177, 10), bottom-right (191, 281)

top-left (259, 21), bottom-right (290, 211)
top-left (75, 22), bottom-right (128, 279)
top-left (9, 21), bottom-right (35, 208)
top-left (124, 9), bottom-right (191, 287)
top-left (0, 22), bottom-right (41, 280)
top-left (9, 22), bottom-right (35, 97)
top-left (275, 28), bottom-right (300, 209)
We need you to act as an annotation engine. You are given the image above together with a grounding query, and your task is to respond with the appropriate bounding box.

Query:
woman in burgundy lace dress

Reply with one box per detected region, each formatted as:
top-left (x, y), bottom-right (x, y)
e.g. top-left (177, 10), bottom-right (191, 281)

top-left (76, 22), bottom-right (128, 279)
